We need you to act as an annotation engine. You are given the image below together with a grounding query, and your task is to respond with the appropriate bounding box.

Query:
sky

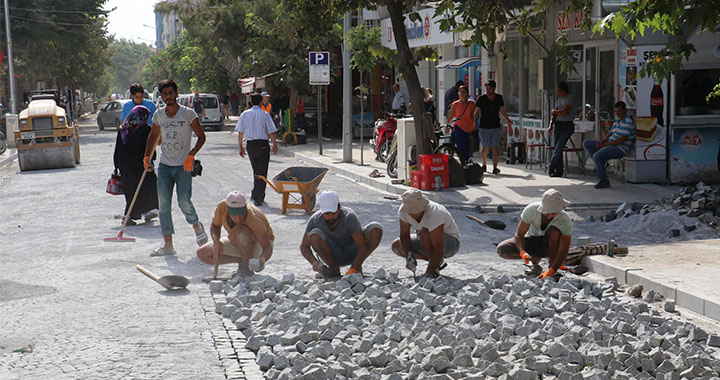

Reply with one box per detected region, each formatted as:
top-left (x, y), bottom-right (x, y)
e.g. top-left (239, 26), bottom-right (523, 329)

top-left (104, 0), bottom-right (162, 47)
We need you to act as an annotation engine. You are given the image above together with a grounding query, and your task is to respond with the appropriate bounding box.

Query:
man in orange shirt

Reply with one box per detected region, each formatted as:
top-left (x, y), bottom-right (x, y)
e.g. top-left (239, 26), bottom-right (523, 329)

top-left (260, 91), bottom-right (272, 114)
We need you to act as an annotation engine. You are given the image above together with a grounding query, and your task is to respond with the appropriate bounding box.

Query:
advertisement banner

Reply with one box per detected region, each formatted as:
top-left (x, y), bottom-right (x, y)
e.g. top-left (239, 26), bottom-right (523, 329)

top-left (670, 128), bottom-right (720, 183)
top-left (381, 9), bottom-right (454, 50)
top-left (619, 42), bottom-right (668, 161)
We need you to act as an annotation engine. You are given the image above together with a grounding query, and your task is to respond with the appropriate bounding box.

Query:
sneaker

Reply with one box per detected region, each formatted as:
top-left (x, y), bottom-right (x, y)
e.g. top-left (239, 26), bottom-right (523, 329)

top-left (594, 179), bottom-right (611, 189)
top-left (492, 167), bottom-right (501, 175)
top-left (143, 210), bottom-right (159, 222)
top-left (252, 198), bottom-right (263, 207)
top-left (480, 165), bottom-right (487, 173)
top-left (122, 217), bottom-right (137, 226)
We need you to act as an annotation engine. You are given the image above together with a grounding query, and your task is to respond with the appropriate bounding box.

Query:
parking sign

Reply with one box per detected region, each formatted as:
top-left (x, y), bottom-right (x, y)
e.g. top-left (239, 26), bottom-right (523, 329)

top-left (309, 51), bottom-right (330, 85)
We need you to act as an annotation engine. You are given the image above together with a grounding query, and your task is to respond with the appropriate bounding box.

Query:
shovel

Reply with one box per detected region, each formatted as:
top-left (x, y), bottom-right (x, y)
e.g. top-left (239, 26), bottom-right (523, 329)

top-left (136, 265), bottom-right (190, 290)
top-left (466, 214), bottom-right (507, 230)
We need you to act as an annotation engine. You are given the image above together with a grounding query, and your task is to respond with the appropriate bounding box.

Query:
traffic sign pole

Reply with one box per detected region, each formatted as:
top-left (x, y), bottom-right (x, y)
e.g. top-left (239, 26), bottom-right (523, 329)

top-left (318, 86), bottom-right (322, 155)
top-left (309, 51), bottom-right (330, 156)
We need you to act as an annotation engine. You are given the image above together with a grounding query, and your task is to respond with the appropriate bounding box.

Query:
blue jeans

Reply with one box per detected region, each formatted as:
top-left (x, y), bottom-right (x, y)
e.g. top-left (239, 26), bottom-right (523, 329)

top-left (583, 140), bottom-right (625, 181)
top-left (157, 163), bottom-right (199, 235)
top-left (549, 121), bottom-right (574, 174)
top-left (452, 126), bottom-right (473, 161)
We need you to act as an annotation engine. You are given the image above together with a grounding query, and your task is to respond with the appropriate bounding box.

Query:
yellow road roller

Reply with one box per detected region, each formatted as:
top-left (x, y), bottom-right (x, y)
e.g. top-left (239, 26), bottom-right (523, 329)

top-left (14, 91), bottom-right (80, 171)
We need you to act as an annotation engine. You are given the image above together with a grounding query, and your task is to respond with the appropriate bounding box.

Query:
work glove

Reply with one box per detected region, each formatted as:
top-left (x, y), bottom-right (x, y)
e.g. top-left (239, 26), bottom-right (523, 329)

top-left (345, 267), bottom-right (360, 276)
top-left (519, 250), bottom-right (531, 265)
top-left (538, 267), bottom-right (556, 281)
top-left (143, 155), bottom-right (153, 172)
top-left (183, 154), bottom-right (195, 172)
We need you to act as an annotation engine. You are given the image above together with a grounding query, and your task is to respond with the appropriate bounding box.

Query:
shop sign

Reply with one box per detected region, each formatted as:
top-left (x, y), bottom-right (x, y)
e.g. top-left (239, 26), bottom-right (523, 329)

top-left (381, 8), bottom-right (454, 50)
top-left (557, 10), bottom-right (584, 35)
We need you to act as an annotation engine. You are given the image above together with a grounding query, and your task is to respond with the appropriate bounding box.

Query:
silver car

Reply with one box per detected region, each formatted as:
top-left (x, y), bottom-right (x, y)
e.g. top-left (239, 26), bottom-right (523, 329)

top-left (97, 99), bottom-right (130, 130)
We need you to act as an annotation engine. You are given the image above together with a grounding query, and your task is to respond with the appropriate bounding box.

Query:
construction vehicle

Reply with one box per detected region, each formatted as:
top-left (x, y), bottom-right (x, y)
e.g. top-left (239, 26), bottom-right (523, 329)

top-left (14, 90), bottom-right (80, 171)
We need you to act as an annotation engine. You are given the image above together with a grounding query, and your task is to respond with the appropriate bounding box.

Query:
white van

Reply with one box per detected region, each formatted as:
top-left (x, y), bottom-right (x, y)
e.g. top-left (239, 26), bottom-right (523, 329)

top-left (177, 93), bottom-right (223, 131)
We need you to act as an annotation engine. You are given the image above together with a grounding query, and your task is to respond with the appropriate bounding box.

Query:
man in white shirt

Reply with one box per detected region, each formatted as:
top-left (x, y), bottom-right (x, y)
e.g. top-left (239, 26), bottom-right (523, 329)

top-left (496, 188), bottom-right (573, 280)
top-left (391, 83), bottom-right (406, 114)
top-left (391, 189), bottom-right (461, 278)
top-left (143, 79), bottom-right (207, 257)
top-left (235, 93), bottom-right (278, 206)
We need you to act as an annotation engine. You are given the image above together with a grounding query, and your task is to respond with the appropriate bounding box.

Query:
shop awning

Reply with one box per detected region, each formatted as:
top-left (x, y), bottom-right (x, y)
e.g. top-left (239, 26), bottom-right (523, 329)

top-left (435, 57), bottom-right (482, 70)
top-left (238, 77), bottom-right (256, 94)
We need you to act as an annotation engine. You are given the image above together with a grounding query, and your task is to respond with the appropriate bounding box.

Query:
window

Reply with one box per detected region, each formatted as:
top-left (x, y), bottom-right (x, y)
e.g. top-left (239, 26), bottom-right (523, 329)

top-left (201, 97), bottom-right (218, 109)
top-left (502, 39), bottom-right (521, 115)
top-left (675, 69), bottom-right (720, 116)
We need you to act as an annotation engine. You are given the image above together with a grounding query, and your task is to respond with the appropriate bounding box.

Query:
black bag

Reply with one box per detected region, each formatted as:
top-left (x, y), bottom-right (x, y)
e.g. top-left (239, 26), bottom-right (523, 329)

top-left (464, 162), bottom-right (484, 185)
top-left (468, 130), bottom-right (480, 152)
top-left (192, 159), bottom-right (203, 177)
top-left (448, 156), bottom-right (466, 187)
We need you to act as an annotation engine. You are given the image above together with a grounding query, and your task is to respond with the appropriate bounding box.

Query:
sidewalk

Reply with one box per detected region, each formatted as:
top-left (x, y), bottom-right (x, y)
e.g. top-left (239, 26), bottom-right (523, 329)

top-left (278, 136), bottom-right (678, 209)
top-left (279, 136), bottom-right (720, 325)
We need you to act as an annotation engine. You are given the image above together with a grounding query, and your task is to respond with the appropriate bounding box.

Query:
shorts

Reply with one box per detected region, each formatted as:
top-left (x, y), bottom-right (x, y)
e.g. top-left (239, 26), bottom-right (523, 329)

top-left (479, 127), bottom-right (502, 148)
top-left (410, 232), bottom-right (460, 258)
top-left (496, 228), bottom-right (561, 258)
top-left (308, 222), bottom-right (382, 266)
top-left (209, 236), bottom-right (274, 258)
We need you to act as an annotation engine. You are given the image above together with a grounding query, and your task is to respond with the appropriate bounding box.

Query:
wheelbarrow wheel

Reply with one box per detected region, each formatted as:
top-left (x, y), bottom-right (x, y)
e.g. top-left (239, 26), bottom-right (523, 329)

top-left (302, 193), bottom-right (317, 211)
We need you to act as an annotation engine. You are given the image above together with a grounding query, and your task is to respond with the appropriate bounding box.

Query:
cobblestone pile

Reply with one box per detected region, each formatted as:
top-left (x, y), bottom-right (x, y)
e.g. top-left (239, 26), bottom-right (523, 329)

top-left (600, 182), bottom-right (720, 230)
top-left (210, 271), bottom-right (720, 380)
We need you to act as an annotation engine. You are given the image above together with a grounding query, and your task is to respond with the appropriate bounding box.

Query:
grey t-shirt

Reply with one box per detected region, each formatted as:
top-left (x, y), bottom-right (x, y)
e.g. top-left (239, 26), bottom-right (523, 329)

top-left (554, 97), bottom-right (576, 122)
top-left (153, 105), bottom-right (199, 166)
top-left (305, 207), bottom-right (362, 246)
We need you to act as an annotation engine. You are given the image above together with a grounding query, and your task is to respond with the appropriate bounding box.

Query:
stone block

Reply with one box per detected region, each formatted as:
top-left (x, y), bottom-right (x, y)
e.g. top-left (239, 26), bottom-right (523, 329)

top-left (668, 229), bottom-right (681, 238)
top-left (664, 299), bottom-right (676, 313)
top-left (706, 335), bottom-right (720, 347)
top-left (209, 280), bottom-right (224, 293)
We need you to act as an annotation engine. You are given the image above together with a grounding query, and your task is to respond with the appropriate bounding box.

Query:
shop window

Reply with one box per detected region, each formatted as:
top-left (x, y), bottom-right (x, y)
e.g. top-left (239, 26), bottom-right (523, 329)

top-left (502, 39), bottom-right (521, 115)
top-left (675, 69), bottom-right (720, 116)
top-left (524, 40), bottom-right (543, 119)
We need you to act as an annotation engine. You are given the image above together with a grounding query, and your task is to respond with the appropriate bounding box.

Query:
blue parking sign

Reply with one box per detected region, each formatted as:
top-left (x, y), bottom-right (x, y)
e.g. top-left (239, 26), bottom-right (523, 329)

top-left (309, 51), bottom-right (330, 85)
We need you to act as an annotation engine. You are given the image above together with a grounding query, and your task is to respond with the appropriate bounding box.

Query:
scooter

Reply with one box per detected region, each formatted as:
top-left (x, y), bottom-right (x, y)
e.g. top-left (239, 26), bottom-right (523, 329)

top-left (0, 131), bottom-right (6, 155)
top-left (371, 112), bottom-right (398, 162)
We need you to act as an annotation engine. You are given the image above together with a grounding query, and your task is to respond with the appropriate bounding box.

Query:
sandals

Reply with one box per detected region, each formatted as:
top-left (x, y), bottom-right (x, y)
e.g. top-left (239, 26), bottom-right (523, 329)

top-left (369, 169), bottom-right (385, 178)
top-left (195, 222), bottom-right (208, 246)
top-left (150, 247), bottom-right (177, 257)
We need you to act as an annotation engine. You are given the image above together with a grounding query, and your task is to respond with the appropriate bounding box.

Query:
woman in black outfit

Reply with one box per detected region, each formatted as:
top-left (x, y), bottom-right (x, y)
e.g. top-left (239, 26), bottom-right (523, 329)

top-left (113, 105), bottom-right (158, 226)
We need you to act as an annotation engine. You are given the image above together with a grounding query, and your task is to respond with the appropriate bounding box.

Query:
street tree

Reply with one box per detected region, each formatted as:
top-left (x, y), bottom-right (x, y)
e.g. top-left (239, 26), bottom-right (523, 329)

top-left (347, 24), bottom-right (382, 164)
top-left (108, 39), bottom-right (154, 95)
top-left (3, 0), bottom-right (111, 95)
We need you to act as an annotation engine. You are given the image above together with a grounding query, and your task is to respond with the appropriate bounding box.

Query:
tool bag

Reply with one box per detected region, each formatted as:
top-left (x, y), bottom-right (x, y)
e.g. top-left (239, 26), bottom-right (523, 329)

top-left (464, 162), bottom-right (484, 185)
top-left (106, 169), bottom-right (123, 195)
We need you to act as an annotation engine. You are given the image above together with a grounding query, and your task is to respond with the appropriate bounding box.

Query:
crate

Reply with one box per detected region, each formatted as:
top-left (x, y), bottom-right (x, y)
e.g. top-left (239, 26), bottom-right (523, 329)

top-left (411, 170), bottom-right (448, 191)
top-left (417, 154), bottom-right (449, 189)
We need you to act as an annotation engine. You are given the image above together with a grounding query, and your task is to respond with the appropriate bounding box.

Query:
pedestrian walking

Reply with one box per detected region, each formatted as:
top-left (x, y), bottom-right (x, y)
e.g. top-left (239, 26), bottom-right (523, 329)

top-left (193, 95), bottom-right (205, 118)
top-left (474, 80), bottom-right (513, 174)
top-left (447, 86), bottom-right (476, 162)
top-left (230, 91), bottom-right (240, 116)
top-left (260, 91), bottom-right (272, 114)
top-left (143, 79), bottom-right (208, 256)
top-left (235, 93), bottom-right (279, 207)
top-left (113, 105), bottom-right (158, 226)
top-left (444, 80), bottom-right (464, 120)
top-left (120, 83), bottom-right (157, 124)
top-left (548, 82), bottom-right (577, 177)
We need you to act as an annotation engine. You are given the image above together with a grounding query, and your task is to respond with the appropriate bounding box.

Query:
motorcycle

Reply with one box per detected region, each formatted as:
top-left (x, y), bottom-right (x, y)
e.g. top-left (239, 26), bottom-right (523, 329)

top-left (371, 112), bottom-right (399, 162)
top-left (385, 123), bottom-right (464, 178)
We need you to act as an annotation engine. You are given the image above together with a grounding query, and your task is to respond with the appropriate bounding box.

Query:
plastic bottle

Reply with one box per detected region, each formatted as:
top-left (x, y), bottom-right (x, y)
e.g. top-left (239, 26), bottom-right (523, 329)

top-left (650, 83), bottom-right (664, 125)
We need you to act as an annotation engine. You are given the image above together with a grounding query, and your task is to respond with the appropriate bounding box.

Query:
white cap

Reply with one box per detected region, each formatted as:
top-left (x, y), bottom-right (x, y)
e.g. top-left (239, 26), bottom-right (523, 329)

top-left (318, 190), bottom-right (340, 213)
top-left (537, 188), bottom-right (570, 214)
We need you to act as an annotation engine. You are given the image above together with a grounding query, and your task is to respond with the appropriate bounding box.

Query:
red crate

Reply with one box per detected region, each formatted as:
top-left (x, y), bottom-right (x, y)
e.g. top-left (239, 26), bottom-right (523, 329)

top-left (410, 170), bottom-right (423, 189)
top-left (412, 170), bottom-right (448, 191)
top-left (418, 154), bottom-right (449, 189)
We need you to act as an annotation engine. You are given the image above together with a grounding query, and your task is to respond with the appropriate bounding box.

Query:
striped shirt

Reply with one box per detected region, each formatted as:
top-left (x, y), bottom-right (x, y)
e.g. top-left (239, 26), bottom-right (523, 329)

top-left (608, 115), bottom-right (635, 153)
top-left (235, 106), bottom-right (278, 141)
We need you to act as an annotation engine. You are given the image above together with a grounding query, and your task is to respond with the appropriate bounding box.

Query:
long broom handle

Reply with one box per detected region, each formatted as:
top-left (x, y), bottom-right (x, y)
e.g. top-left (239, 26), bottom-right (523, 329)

top-left (119, 169), bottom-right (148, 232)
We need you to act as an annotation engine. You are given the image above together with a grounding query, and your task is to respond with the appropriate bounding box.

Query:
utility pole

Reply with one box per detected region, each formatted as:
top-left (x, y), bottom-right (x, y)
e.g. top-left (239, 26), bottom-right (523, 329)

top-left (342, 12), bottom-right (352, 162)
top-left (4, 0), bottom-right (17, 114)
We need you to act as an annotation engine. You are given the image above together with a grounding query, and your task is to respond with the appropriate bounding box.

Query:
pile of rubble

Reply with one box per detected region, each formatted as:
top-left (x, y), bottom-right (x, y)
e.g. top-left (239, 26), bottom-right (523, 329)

top-left (599, 182), bottom-right (720, 232)
top-left (210, 272), bottom-right (720, 380)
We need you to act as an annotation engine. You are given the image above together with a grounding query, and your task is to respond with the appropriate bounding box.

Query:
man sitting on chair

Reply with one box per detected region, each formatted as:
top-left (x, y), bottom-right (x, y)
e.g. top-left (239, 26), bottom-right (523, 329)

top-left (582, 101), bottom-right (635, 189)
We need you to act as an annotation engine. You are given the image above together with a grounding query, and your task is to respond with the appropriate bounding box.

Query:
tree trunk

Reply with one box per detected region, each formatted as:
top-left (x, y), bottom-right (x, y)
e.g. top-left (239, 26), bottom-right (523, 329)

top-left (386, 1), bottom-right (433, 156)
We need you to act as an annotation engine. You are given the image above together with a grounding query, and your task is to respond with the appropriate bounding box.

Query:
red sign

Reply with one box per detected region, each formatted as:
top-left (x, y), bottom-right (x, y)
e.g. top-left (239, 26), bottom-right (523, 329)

top-left (423, 16), bottom-right (430, 38)
top-left (557, 10), bottom-right (584, 34)
top-left (680, 134), bottom-right (703, 147)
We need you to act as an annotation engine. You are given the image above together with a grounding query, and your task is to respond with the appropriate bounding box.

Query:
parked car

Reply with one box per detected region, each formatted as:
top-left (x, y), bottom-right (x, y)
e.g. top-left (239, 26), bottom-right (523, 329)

top-left (178, 93), bottom-right (223, 131)
top-left (97, 99), bottom-right (131, 130)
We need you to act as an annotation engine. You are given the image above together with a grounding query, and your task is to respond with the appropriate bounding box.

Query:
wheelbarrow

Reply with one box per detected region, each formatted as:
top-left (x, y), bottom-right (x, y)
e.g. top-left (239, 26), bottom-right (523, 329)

top-left (257, 166), bottom-right (329, 215)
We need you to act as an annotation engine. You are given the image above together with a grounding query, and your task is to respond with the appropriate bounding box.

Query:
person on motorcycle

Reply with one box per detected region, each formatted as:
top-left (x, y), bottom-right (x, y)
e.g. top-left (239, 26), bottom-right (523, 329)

top-left (446, 86), bottom-right (476, 162)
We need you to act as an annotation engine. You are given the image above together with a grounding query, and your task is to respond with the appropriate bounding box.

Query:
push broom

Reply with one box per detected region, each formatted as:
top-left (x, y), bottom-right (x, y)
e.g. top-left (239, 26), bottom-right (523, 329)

top-left (104, 169), bottom-right (148, 242)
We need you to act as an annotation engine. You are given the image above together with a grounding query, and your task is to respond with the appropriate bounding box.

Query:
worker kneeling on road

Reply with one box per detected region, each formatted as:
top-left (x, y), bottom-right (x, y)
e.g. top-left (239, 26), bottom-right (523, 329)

top-left (197, 191), bottom-right (274, 276)
top-left (497, 189), bottom-right (573, 280)
top-left (300, 190), bottom-right (383, 278)
top-left (391, 189), bottom-right (461, 278)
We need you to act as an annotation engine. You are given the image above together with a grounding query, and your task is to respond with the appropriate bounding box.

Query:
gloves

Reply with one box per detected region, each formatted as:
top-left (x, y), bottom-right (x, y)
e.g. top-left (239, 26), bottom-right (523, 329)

top-left (538, 267), bottom-right (556, 280)
top-left (519, 250), bottom-right (530, 264)
top-left (345, 267), bottom-right (360, 276)
top-left (143, 155), bottom-right (153, 172)
top-left (183, 154), bottom-right (195, 172)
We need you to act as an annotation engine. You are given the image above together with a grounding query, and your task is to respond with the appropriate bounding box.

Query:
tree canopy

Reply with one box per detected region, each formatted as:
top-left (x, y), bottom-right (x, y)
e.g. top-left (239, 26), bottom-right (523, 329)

top-left (107, 39), bottom-right (154, 95)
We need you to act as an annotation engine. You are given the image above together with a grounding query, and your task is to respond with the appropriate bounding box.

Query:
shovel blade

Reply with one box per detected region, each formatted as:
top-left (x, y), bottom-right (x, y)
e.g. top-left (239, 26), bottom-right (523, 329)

top-left (157, 275), bottom-right (190, 290)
